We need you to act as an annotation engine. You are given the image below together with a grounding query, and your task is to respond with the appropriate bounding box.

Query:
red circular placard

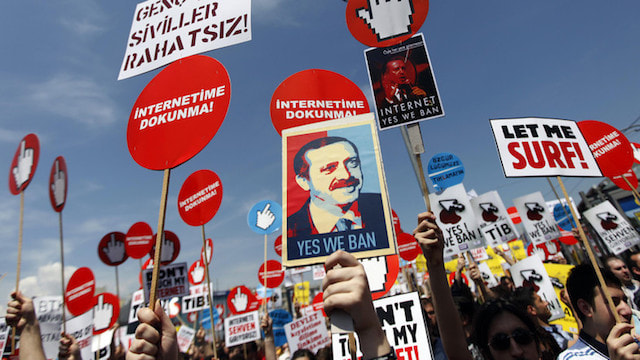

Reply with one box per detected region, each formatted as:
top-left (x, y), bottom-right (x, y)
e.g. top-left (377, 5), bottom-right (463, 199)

top-left (632, 143), bottom-right (640, 164)
top-left (189, 259), bottom-right (206, 286)
top-left (9, 133), bottom-right (40, 195)
top-left (178, 169), bottom-right (223, 226)
top-left (201, 238), bottom-right (213, 264)
top-left (65, 267), bottom-right (95, 316)
top-left (258, 260), bottom-right (285, 288)
top-left (226, 285), bottom-right (260, 315)
top-left (149, 230), bottom-right (181, 266)
top-left (139, 257), bottom-right (154, 288)
top-left (98, 232), bottom-right (128, 266)
top-left (611, 169), bottom-right (639, 191)
top-left (360, 254), bottom-right (399, 300)
top-left (346, 0), bottom-right (428, 48)
top-left (92, 292), bottom-right (120, 335)
top-left (127, 55), bottom-right (231, 170)
top-left (274, 235), bottom-right (282, 257)
top-left (397, 232), bottom-right (421, 261)
top-left (126, 222), bottom-right (154, 259)
top-left (507, 206), bottom-right (521, 224)
top-left (578, 120), bottom-right (633, 177)
top-left (270, 69), bottom-right (369, 135)
top-left (49, 156), bottom-right (67, 212)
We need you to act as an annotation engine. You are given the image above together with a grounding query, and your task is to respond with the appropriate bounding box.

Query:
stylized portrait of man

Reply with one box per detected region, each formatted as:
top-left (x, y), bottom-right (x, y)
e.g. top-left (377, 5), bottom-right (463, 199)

top-left (287, 136), bottom-right (385, 237)
top-left (379, 56), bottom-right (426, 105)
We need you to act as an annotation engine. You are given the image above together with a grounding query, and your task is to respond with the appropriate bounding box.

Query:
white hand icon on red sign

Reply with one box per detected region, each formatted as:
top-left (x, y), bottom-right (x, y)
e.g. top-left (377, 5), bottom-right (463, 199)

top-left (357, 0), bottom-right (414, 41)
top-left (231, 288), bottom-right (248, 312)
top-left (93, 295), bottom-right (113, 331)
top-left (103, 234), bottom-right (125, 263)
top-left (161, 237), bottom-right (174, 262)
top-left (13, 140), bottom-right (34, 188)
top-left (192, 263), bottom-right (204, 284)
top-left (51, 159), bottom-right (66, 206)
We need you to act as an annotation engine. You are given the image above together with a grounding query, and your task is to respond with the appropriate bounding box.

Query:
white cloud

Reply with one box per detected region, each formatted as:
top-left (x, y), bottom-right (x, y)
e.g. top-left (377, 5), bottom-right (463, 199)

top-left (59, 18), bottom-right (104, 36)
top-left (0, 128), bottom-right (27, 144)
top-left (20, 262), bottom-right (77, 298)
top-left (28, 74), bottom-right (118, 127)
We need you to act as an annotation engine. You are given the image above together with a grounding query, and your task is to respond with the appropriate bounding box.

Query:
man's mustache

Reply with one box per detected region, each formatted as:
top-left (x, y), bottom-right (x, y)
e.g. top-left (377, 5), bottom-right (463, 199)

top-left (329, 177), bottom-right (360, 191)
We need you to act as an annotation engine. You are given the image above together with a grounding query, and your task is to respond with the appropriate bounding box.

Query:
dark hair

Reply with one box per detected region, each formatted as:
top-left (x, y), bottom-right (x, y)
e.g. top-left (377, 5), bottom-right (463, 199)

top-left (473, 299), bottom-right (539, 360)
top-left (382, 56), bottom-right (406, 76)
top-left (511, 286), bottom-right (536, 310)
top-left (566, 264), bottom-right (621, 321)
top-left (293, 137), bottom-right (359, 179)
top-left (603, 255), bottom-right (624, 269)
top-left (291, 349), bottom-right (316, 360)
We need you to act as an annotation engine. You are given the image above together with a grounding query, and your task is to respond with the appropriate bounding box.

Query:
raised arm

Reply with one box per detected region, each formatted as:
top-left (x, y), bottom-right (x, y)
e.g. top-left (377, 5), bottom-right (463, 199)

top-left (413, 212), bottom-right (473, 360)
top-left (6, 291), bottom-right (46, 360)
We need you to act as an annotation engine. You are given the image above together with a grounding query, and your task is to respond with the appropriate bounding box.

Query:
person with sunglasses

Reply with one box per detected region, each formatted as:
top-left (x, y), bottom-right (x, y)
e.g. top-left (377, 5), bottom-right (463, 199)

top-left (558, 264), bottom-right (638, 360)
top-left (473, 299), bottom-right (541, 360)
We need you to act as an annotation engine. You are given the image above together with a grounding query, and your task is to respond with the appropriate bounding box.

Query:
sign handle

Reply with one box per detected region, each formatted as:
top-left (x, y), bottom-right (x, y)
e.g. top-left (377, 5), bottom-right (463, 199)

top-left (557, 176), bottom-right (621, 323)
top-left (201, 225), bottom-right (218, 359)
top-left (11, 191), bottom-right (25, 354)
top-left (262, 233), bottom-right (268, 314)
top-left (58, 211), bottom-right (67, 333)
top-left (622, 176), bottom-right (640, 203)
top-left (400, 124), bottom-right (431, 211)
top-left (546, 177), bottom-right (584, 264)
top-left (348, 333), bottom-right (357, 360)
top-left (149, 168), bottom-right (171, 307)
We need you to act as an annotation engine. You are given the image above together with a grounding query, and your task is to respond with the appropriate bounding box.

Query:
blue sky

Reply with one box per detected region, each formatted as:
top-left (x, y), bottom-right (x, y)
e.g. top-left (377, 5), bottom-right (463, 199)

top-left (2, 0), bottom-right (640, 310)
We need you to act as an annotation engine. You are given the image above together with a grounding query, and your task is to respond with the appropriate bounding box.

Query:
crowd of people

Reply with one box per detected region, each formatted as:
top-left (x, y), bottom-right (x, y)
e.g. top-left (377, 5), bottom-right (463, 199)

top-left (5, 212), bottom-right (640, 360)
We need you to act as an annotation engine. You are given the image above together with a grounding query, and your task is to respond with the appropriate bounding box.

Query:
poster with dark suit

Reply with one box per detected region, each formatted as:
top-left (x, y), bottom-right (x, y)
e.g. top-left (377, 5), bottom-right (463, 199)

top-left (365, 33), bottom-right (444, 130)
top-left (282, 113), bottom-right (396, 266)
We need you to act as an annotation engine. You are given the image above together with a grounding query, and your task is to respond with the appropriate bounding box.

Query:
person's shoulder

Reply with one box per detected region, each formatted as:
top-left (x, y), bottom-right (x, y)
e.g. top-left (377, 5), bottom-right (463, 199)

top-left (558, 337), bottom-right (606, 360)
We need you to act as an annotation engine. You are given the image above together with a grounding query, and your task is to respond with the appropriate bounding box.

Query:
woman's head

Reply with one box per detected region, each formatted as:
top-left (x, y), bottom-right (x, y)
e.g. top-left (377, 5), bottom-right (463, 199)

top-left (473, 299), bottom-right (540, 360)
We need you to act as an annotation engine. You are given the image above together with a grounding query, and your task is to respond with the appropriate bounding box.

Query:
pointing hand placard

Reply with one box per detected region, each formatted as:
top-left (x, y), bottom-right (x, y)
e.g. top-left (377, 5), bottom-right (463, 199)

top-left (178, 169), bottom-right (223, 226)
top-left (98, 232), bottom-right (128, 266)
top-left (9, 133), bottom-right (40, 195)
top-left (201, 238), bottom-right (213, 264)
top-left (248, 200), bottom-right (282, 235)
top-left (49, 156), bottom-right (67, 212)
top-left (189, 259), bottom-right (205, 286)
top-left (346, 0), bottom-right (428, 47)
top-left (149, 230), bottom-right (180, 266)
top-left (227, 286), bottom-right (259, 315)
top-left (93, 293), bottom-right (120, 335)
top-left (127, 55), bottom-right (231, 170)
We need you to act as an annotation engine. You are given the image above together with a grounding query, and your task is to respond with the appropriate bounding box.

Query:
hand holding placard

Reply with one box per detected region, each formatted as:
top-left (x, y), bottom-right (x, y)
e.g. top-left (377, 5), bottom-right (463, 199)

top-left (12, 140), bottom-right (34, 188)
top-left (103, 234), bottom-right (125, 263)
top-left (356, 0), bottom-right (413, 41)
top-left (93, 295), bottom-right (113, 331)
top-left (256, 203), bottom-right (275, 230)
top-left (231, 288), bottom-right (248, 312)
top-left (51, 159), bottom-right (66, 206)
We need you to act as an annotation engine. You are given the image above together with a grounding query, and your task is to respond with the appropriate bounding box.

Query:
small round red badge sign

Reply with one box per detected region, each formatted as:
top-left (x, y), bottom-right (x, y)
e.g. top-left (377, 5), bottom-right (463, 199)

top-left (98, 232), bottom-right (128, 266)
top-left (127, 55), bottom-right (231, 170)
top-left (346, 0), bottom-right (429, 48)
top-left (9, 133), bottom-right (40, 195)
top-left (49, 156), bottom-right (67, 212)
top-left (270, 69), bottom-right (369, 135)
top-left (125, 222), bottom-right (154, 259)
top-left (578, 120), bottom-right (633, 177)
top-left (65, 267), bottom-right (95, 316)
top-left (178, 169), bottom-right (223, 226)
top-left (397, 232), bottom-right (421, 261)
top-left (258, 260), bottom-right (285, 288)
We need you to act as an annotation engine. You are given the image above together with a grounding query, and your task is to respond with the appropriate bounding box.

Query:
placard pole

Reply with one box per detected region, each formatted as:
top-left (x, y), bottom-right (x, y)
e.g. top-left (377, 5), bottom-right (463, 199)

top-left (557, 176), bottom-right (621, 323)
top-left (622, 176), bottom-right (640, 203)
top-left (149, 168), bottom-right (171, 308)
top-left (400, 124), bottom-right (430, 211)
top-left (11, 191), bottom-right (25, 354)
top-left (547, 177), bottom-right (584, 264)
top-left (262, 233), bottom-right (268, 313)
top-left (59, 211), bottom-right (67, 333)
top-left (201, 225), bottom-right (218, 358)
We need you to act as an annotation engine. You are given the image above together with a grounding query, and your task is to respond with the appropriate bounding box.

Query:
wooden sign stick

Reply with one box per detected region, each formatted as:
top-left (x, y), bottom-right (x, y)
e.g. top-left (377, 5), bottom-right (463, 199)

top-left (546, 177), bottom-right (584, 264)
top-left (557, 176), bottom-right (621, 323)
top-left (262, 233), bottom-right (268, 314)
top-left (11, 191), bottom-right (25, 354)
top-left (401, 124), bottom-right (431, 211)
top-left (200, 225), bottom-right (218, 359)
top-left (58, 211), bottom-right (67, 333)
top-left (621, 177), bottom-right (640, 204)
top-left (149, 169), bottom-right (171, 308)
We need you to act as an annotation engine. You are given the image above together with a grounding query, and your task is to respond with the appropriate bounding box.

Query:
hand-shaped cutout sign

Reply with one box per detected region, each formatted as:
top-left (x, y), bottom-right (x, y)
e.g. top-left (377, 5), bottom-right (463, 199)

top-left (98, 232), bottom-right (128, 266)
top-left (9, 134), bottom-right (40, 195)
top-left (49, 156), bottom-right (67, 212)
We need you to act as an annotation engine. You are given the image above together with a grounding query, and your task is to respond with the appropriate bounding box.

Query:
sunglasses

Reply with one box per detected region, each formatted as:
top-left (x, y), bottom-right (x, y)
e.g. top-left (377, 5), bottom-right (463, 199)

top-left (488, 328), bottom-right (534, 351)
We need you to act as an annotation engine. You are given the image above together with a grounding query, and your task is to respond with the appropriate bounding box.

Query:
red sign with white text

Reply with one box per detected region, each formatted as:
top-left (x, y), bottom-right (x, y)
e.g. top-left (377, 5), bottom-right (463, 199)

top-left (490, 118), bottom-right (601, 177)
top-left (149, 230), bottom-right (181, 266)
top-left (98, 232), bottom-right (128, 266)
top-left (9, 133), bottom-right (40, 195)
top-left (397, 232), bottom-right (421, 261)
top-left (127, 55), bottom-right (230, 170)
top-left (345, 0), bottom-right (428, 48)
top-left (274, 236), bottom-right (282, 257)
top-left (125, 222), bottom-right (154, 259)
top-left (578, 120), bottom-right (634, 177)
top-left (611, 169), bottom-right (639, 191)
top-left (65, 267), bottom-right (96, 316)
top-left (258, 260), bottom-right (285, 288)
top-left (312, 292), bottom-right (326, 317)
top-left (178, 169), bottom-right (223, 226)
top-left (392, 209), bottom-right (402, 234)
top-left (226, 286), bottom-right (260, 315)
top-left (49, 156), bottom-right (67, 212)
top-left (270, 69), bottom-right (369, 135)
